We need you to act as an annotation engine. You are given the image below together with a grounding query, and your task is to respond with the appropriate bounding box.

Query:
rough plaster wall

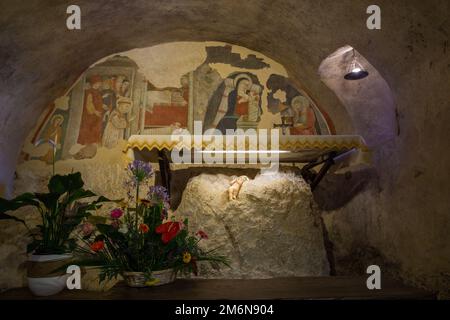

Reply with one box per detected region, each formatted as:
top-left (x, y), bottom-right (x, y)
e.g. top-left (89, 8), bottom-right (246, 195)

top-left (316, 3), bottom-right (450, 296)
top-left (0, 0), bottom-right (449, 294)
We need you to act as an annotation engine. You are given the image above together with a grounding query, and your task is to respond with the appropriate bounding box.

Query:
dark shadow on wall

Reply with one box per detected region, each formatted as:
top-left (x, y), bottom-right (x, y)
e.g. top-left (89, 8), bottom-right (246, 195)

top-left (313, 165), bottom-right (380, 211)
top-left (335, 245), bottom-right (402, 279)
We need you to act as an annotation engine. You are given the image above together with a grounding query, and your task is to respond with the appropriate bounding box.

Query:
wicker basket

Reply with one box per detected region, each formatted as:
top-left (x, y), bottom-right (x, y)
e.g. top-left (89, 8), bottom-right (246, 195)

top-left (150, 269), bottom-right (176, 286)
top-left (123, 272), bottom-right (147, 287)
top-left (123, 269), bottom-right (176, 287)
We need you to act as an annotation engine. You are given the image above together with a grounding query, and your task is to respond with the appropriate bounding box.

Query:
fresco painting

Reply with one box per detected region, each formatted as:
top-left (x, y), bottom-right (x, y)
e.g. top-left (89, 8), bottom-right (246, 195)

top-left (23, 42), bottom-right (335, 163)
top-left (26, 103), bottom-right (70, 164)
top-left (144, 74), bottom-right (190, 134)
top-left (204, 72), bottom-right (263, 133)
top-left (266, 74), bottom-right (334, 136)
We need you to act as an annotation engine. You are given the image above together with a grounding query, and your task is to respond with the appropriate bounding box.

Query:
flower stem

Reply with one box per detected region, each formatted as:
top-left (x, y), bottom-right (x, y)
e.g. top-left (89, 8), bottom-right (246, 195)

top-left (135, 182), bottom-right (140, 232)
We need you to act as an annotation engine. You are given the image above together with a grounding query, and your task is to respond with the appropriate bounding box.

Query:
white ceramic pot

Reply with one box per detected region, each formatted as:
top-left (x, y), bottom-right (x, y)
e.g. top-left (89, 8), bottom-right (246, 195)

top-left (27, 254), bottom-right (72, 297)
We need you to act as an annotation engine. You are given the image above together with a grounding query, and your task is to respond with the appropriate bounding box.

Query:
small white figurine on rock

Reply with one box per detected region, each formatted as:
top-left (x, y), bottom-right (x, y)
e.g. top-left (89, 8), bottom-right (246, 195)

top-left (228, 175), bottom-right (250, 200)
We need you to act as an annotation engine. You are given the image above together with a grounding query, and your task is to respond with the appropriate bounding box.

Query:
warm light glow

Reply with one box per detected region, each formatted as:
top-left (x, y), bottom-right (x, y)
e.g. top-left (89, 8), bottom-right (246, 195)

top-left (352, 67), bottom-right (362, 73)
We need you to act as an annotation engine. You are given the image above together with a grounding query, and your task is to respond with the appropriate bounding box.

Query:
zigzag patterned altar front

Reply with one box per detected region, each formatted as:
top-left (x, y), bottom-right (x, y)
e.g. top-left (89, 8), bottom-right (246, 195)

top-left (124, 134), bottom-right (370, 165)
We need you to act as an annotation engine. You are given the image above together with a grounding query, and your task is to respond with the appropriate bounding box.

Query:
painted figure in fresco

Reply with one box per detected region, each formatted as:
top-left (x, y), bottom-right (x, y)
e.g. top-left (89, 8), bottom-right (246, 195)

top-left (232, 74), bottom-right (252, 117)
top-left (289, 95), bottom-right (317, 135)
top-left (40, 114), bottom-right (64, 164)
top-left (204, 72), bottom-right (263, 132)
top-left (77, 75), bottom-right (106, 146)
top-left (247, 84), bottom-right (262, 122)
top-left (102, 97), bottom-right (133, 149)
top-left (210, 78), bottom-right (234, 128)
top-left (113, 75), bottom-right (130, 98)
top-left (102, 77), bottom-right (117, 110)
top-left (114, 75), bottom-right (125, 95)
top-left (266, 74), bottom-right (334, 135)
top-left (101, 75), bottom-right (131, 132)
top-left (120, 79), bottom-right (130, 97)
top-left (217, 74), bottom-right (262, 132)
top-left (102, 77), bottom-right (117, 131)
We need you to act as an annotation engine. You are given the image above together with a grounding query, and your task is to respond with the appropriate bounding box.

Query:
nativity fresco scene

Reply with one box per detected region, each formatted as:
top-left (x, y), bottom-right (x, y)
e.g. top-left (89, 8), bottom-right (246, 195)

top-left (23, 43), bottom-right (334, 165)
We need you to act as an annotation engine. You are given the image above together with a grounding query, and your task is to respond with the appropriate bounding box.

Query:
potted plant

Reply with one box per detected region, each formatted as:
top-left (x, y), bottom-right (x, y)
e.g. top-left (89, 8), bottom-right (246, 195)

top-left (74, 160), bottom-right (229, 287)
top-left (0, 172), bottom-right (110, 296)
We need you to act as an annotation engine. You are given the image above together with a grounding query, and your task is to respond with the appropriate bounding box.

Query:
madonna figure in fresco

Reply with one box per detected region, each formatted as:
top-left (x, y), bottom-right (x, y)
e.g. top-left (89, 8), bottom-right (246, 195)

top-left (204, 72), bottom-right (262, 134)
top-left (231, 74), bottom-right (252, 117)
top-left (77, 75), bottom-right (106, 146)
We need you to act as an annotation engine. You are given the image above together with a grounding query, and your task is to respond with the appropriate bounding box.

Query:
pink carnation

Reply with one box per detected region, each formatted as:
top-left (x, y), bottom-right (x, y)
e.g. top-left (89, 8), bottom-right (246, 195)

top-left (110, 208), bottom-right (123, 219)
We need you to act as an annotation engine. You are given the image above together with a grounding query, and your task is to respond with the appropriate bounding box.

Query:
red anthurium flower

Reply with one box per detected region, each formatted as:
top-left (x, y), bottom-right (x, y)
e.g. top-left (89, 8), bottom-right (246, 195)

top-left (90, 240), bottom-right (104, 252)
top-left (155, 221), bottom-right (182, 244)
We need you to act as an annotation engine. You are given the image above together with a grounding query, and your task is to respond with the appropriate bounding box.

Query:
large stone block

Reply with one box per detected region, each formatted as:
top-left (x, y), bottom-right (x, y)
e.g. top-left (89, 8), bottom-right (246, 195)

top-left (176, 172), bottom-right (330, 278)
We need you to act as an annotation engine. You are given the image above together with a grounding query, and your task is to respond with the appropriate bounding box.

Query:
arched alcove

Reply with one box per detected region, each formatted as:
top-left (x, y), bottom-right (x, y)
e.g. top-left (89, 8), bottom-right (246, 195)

top-left (318, 45), bottom-right (397, 151)
top-left (0, 41), bottom-right (367, 287)
top-left (20, 42), bottom-right (338, 166)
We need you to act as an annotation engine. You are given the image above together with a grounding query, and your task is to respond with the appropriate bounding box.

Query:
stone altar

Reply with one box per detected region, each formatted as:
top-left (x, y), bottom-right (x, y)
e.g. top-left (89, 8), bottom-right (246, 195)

top-left (176, 172), bottom-right (330, 278)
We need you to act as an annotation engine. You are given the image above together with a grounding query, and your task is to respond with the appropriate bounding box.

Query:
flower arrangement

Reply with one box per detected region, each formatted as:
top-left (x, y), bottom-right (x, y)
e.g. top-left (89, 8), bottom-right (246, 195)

top-left (75, 160), bottom-right (229, 286)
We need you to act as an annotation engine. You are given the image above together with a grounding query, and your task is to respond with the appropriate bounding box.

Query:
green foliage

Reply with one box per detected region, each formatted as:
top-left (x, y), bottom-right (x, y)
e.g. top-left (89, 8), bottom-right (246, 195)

top-left (48, 172), bottom-right (84, 194)
top-left (0, 172), bottom-right (111, 255)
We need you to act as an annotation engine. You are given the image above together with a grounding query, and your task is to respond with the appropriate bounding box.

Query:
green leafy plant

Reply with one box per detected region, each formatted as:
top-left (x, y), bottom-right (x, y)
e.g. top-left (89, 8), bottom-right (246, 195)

top-left (0, 172), bottom-right (110, 255)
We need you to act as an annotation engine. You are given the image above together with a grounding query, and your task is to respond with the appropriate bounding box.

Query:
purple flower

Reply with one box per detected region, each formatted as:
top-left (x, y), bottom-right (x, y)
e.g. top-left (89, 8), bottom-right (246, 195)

top-left (110, 208), bottom-right (123, 219)
top-left (148, 185), bottom-right (170, 205)
top-left (127, 160), bottom-right (153, 183)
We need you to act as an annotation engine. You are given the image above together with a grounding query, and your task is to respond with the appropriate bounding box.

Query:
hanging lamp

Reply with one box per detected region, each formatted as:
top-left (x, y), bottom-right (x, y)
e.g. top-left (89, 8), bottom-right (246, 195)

top-left (344, 49), bottom-right (369, 80)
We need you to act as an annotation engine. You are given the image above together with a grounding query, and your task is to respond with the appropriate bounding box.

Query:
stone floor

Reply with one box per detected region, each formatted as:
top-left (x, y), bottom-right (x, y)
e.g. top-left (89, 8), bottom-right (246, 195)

top-left (0, 276), bottom-right (435, 300)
